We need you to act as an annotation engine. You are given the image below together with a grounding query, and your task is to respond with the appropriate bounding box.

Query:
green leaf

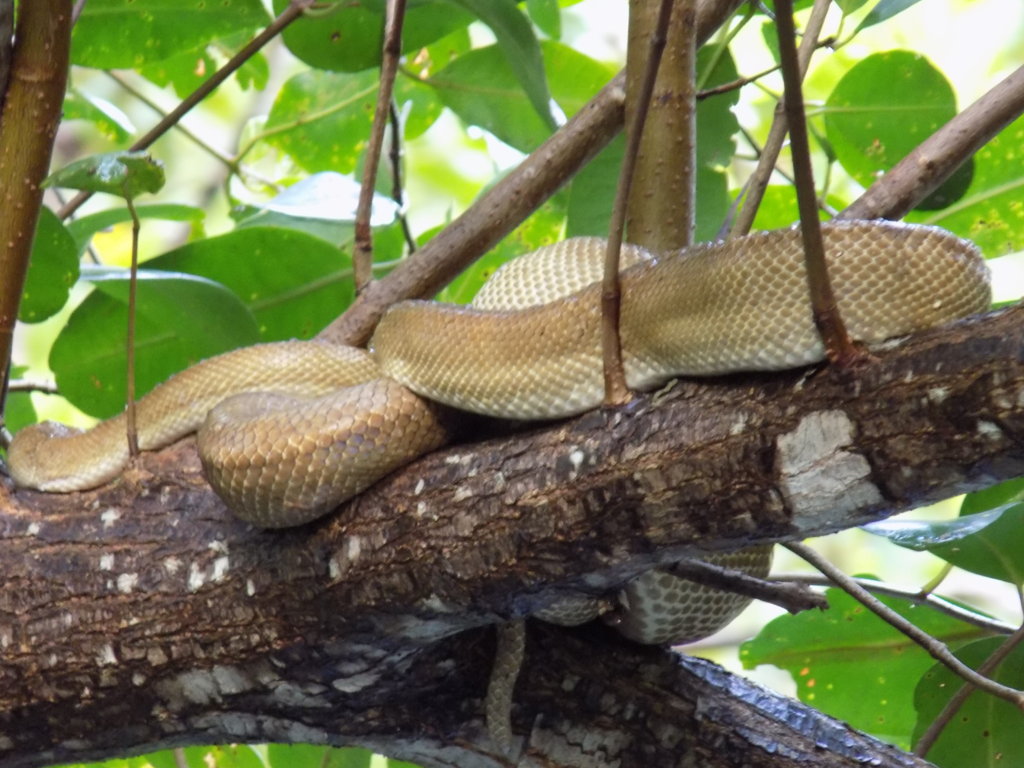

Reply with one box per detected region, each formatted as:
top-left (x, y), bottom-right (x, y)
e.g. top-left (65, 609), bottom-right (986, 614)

top-left (429, 40), bottom-right (611, 152)
top-left (21, 208), bottom-right (79, 323)
top-left (863, 504), bottom-right (1024, 585)
top-left (2, 367), bottom-right (37, 439)
top-left (138, 46), bottom-right (218, 99)
top-left (959, 478), bottom-right (1024, 517)
top-left (566, 134), bottom-right (622, 238)
top-left (907, 114), bottom-right (1024, 258)
top-left (429, 44), bottom-right (550, 152)
top-left (63, 90), bottom-right (134, 143)
top-left (855, 0), bottom-right (926, 32)
top-left (45, 152), bottom-right (165, 199)
top-left (448, 0), bottom-right (557, 130)
top-left (543, 42), bottom-right (616, 118)
top-left (71, 0), bottom-right (269, 68)
top-left (51, 268), bottom-right (259, 418)
top-left (66, 204), bottom-right (205, 257)
top-left (741, 585), bottom-right (988, 748)
top-left (145, 227), bottom-right (357, 341)
top-left (273, 0), bottom-right (473, 73)
top-left (267, 744), bottom-right (373, 768)
top-left (528, 0), bottom-right (561, 38)
top-left (912, 637), bottom-right (1024, 765)
top-left (825, 51), bottom-right (957, 190)
top-left (263, 69), bottom-right (377, 173)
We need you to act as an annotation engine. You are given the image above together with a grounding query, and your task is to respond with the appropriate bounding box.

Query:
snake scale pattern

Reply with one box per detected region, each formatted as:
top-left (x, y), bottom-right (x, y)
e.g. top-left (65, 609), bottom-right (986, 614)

top-left (8, 221), bottom-right (991, 652)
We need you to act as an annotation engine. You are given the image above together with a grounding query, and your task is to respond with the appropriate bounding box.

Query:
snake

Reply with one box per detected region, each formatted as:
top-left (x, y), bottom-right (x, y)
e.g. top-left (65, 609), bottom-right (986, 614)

top-left (7, 220), bottom-right (991, 754)
top-left (7, 221), bottom-right (990, 636)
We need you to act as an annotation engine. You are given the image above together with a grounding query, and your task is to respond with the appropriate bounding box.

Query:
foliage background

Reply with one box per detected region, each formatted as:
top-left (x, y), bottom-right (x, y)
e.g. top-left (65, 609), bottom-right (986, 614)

top-left (5, 1), bottom-right (1024, 767)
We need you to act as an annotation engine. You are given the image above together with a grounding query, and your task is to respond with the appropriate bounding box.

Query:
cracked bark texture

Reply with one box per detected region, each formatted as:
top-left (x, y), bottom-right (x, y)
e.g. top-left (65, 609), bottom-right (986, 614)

top-left (2, 307), bottom-right (1023, 768)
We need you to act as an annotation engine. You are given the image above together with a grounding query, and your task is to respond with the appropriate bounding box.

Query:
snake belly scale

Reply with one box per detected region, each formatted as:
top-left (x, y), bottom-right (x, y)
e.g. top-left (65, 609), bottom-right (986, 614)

top-left (8, 221), bottom-right (991, 634)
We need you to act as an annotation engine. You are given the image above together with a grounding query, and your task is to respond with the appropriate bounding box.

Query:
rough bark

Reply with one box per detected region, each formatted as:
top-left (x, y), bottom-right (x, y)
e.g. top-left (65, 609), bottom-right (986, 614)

top-left (2, 306), bottom-right (1022, 768)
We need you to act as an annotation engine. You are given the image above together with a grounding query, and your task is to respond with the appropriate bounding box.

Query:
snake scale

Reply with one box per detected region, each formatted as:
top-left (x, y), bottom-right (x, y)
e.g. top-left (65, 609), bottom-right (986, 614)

top-left (8, 221), bottom-right (990, 647)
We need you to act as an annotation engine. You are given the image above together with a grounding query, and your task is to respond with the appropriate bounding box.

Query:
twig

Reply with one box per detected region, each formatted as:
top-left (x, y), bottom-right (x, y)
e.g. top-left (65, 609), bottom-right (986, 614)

top-left (354, 0), bottom-right (407, 293)
top-left (773, 0), bottom-right (858, 366)
top-left (317, 0), bottom-right (747, 347)
top-left (777, 574), bottom-right (1018, 635)
top-left (71, 0), bottom-right (87, 24)
top-left (786, 542), bottom-right (1024, 711)
top-left (0, 0), bottom-right (12, 105)
top-left (914, 624), bottom-right (1024, 757)
top-left (388, 101), bottom-right (416, 254)
top-left (730, 0), bottom-right (829, 237)
top-left (6, 379), bottom-right (58, 395)
top-left (669, 558), bottom-right (827, 614)
top-left (840, 64), bottom-right (1024, 222)
top-left (601, 0), bottom-right (677, 407)
top-left (124, 196), bottom-right (141, 458)
top-left (57, 0), bottom-right (317, 220)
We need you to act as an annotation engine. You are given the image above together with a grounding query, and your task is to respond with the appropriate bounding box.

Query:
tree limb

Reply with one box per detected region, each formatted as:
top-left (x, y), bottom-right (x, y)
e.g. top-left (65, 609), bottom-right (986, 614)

top-left (2, 306), bottom-right (1022, 767)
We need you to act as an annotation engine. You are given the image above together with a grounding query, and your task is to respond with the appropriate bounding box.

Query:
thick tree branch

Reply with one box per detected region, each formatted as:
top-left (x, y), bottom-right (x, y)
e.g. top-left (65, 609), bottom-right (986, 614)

top-left (0, 0), bottom-right (70, 417)
top-left (2, 307), bottom-right (1022, 767)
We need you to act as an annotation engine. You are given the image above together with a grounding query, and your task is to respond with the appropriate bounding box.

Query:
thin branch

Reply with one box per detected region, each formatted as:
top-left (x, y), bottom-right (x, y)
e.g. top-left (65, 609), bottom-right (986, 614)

top-left (6, 379), bottom-right (58, 395)
top-left (777, 575), bottom-right (1018, 635)
top-left (57, 0), bottom-right (317, 220)
top-left (0, 0), bottom-right (12, 106)
top-left (601, 0), bottom-right (677, 407)
top-left (667, 559), bottom-right (827, 614)
top-left (317, 0), bottom-right (747, 348)
top-left (786, 542), bottom-right (1024, 711)
top-left (841, 64), bottom-right (1024, 222)
top-left (913, 624), bottom-right (1024, 757)
top-left (730, 0), bottom-right (829, 237)
top-left (773, 0), bottom-right (858, 366)
top-left (353, 0), bottom-right (407, 293)
top-left (124, 196), bottom-right (141, 458)
top-left (388, 101), bottom-right (416, 254)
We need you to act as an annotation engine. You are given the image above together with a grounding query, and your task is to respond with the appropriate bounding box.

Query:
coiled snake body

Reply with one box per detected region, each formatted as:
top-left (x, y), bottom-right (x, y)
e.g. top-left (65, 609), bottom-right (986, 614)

top-left (8, 221), bottom-right (991, 646)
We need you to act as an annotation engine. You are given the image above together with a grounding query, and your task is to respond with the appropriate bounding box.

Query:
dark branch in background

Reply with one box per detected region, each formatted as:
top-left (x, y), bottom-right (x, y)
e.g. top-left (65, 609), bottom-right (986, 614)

top-left (601, 0), bottom-right (676, 407)
top-left (0, 0), bottom-right (12, 107)
top-left (388, 101), bottom-right (417, 253)
top-left (57, 0), bottom-right (317, 220)
top-left (123, 198), bottom-right (142, 458)
top-left (777, 575), bottom-right (1018, 635)
top-left (840, 63), bottom-right (1024, 222)
top-left (786, 542), bottom-right (1024, 711)
top-left (353, 0), bottom-right (407, 293)
top-left (914, 625), bottom-right (1024, 757)
top-left (773, 0), bottom-right (857, 366)
top-left (729, 0), bottom-right (829, 237)
top-left (662, 559), bottom-right (826, 614)
top-left (0, 0), bottom-right (71, 429)
top-left (318, 0), bottom-right (747, 348)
